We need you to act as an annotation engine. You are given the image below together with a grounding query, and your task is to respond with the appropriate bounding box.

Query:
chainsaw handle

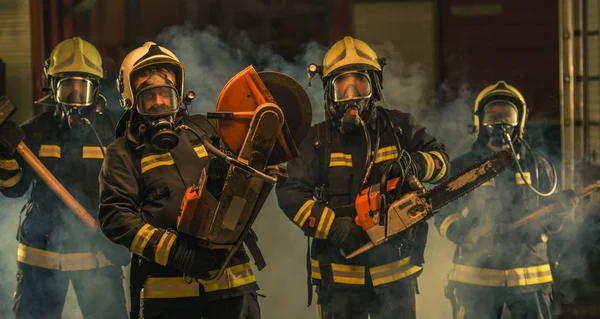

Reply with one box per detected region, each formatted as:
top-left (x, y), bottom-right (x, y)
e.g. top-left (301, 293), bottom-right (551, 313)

top-left (16, 142), bottom-right (98, 232)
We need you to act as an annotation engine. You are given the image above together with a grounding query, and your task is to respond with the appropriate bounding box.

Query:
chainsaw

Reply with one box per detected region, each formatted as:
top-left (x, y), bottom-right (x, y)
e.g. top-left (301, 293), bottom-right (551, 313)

top-left (345, 149), bottom-right (515, 258)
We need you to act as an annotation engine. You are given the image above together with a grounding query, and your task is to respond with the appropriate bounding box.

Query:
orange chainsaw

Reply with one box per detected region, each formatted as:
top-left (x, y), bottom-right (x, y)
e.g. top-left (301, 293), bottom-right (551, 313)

top-left (347, 149), bottom-right (515, 258)
top-left (175, 66), bottom-right (312, 284)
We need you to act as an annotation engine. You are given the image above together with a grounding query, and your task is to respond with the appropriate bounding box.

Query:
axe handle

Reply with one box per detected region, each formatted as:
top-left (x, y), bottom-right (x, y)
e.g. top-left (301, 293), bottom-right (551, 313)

top-left (508, 180), bottom-right (600, 230)
top-left (16, 142), bottom-right (99, 232)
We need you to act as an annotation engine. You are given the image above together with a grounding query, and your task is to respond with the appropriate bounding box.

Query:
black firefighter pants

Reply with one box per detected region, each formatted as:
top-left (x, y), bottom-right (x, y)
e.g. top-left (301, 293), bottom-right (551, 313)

top-left (140, 292), bottom-right (261, 319)
top-left (449, 283), bottom-right (554, 319)
top-left (317, 277), bottom-right (417, 319)
top-left (12, 262), bottom-right (128, 319)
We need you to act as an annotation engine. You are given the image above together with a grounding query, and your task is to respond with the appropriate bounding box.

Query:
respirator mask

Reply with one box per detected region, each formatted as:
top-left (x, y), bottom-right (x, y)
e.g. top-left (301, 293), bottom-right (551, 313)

top-left (331, 71), bottom-right (373, 134)
top-left (133, 67), bottom-right (181, 151)
top-left (481, 102), bottom-right (519, 148)
top-left (53, 76), bottom-right (98, 129)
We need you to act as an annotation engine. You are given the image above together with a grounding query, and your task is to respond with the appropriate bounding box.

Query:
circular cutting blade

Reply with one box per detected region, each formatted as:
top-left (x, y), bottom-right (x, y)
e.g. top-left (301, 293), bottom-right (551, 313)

top-left (215, 68), bottom-right (312, 164)
top-left (258, 71), bottom-right (312, 150)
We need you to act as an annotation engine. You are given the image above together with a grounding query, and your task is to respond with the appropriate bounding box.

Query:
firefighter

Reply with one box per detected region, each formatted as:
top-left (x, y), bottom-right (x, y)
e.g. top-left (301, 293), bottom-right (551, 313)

top-left (276, 36), bottom-right (449, 319)
top-left (0, 37), bottom-right (128, 318)
top-left (98, 42), bottom-right (260, 319)
top-left (434, 81), bottom-right (579, 319)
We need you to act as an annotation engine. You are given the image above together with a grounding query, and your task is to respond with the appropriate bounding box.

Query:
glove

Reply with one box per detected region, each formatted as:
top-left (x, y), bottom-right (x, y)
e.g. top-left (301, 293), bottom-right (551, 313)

top-left (167, 237), bottom-right (218, 279)
top-left (555, 189), bottom-right (579, 217)
top-left (0, 120), bottom-right (25, 158)
top-left (328, 216), bottom-right (371, 254)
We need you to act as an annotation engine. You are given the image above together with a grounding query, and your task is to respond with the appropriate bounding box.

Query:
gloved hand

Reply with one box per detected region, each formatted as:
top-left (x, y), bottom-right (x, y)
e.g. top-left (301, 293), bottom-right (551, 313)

top-left (328, 216), bottom-right (371, 254)
top-left (167, 237), bottom-right (217, 279)
top-left (554, 189), bottom-right (579, 217)
top-left (0, 120), bottom-right (25, 158)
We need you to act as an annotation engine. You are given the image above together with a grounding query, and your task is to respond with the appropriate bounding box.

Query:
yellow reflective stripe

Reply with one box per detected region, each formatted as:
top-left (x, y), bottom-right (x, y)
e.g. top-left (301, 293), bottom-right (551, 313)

top-left (293, 200), bottom-right (315, 227)
top-left (204, 263), bottom-right (256, 292)
top-left (17, 243), bottom-right (60, 269)
top-left (155, 231), bottom-right (177, 266)
top-left (194, 145), bottom-right (208, 159)
top-left (448, 264), bottom-right (553, 287)
top-left (0, 158), bottom-right (19, 170)
top-left (17, 243), bottom-right (111, 271)
top-left (142, 277), bottom-right (200, 299)
top-left (429, 151), bottom-right (447, 182)
top-left (329, 153), bottom-right (352, 167)
top-left (331, 263), bottom-right (366, 285)
top-left (516, 172), bottom-right (531, 185)
top-left (95, 251), bottom-right (113, 268)
top-left (418, 151), bottom-right (435, 181)
top-left (39, 144), bottom-right (61, 158)
top-left (141, 153), bottom-right (175, 173)
top-left (0, 171), bottom-right (22, 188)
top-left (481, 178), bottom-right (496, 188)
top-left (130, 224), bottom-right (157, 256)
top-left (142, 264), bottom-right (256, 298)
top-left (311, 259), bottom-right (322, 280)
top-left (439, 213), bottom-right (462, 239)
top-left (369, 257), bottom-right (422, 286)
top-left (506, 264), bottom-right (553, 287)
top-left (310, 259), bottom-right (365, 285)
top-left (449, 264), bottom-right (506, 286)
top-left (82, 146), bottom-right (106, 159)
top-left (374, 146), bottom-right (398, 163)
top-left (314, 207), bottom-right (335, 239)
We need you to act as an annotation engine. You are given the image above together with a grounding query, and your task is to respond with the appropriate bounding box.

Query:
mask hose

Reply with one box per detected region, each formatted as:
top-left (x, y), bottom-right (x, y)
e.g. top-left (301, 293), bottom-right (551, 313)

top-left (82, 117), bottom-right (106, 158)
top-left (504, 130), bottom-right (557, 197)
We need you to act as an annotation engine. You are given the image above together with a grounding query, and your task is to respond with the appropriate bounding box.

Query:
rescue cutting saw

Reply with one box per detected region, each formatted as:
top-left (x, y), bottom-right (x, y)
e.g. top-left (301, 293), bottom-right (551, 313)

top-left (346, 149), bottom-right (515, 259)
top-left (175, 66), bottom-right (312, 284)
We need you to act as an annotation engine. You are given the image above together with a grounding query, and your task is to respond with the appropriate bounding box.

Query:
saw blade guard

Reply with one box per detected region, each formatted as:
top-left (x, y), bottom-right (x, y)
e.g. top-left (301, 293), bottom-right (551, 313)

top-left (176, 65), bottom-right (310, 284)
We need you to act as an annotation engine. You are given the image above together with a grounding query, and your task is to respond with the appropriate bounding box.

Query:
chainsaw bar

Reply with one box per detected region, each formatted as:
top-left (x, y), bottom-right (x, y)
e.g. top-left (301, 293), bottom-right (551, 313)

top-left (425, 149), bottom-right (514, 213)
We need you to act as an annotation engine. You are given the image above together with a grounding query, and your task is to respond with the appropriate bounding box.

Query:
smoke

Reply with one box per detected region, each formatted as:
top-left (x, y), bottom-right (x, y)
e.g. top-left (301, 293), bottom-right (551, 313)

top-left (154, 23), bottom-right (474, 318)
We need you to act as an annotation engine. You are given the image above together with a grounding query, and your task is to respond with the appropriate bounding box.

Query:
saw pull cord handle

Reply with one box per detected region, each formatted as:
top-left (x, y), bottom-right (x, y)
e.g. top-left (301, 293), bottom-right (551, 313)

top-left (179, 124), bottom-right (278, 184)
top-left (505, 131), bottom-right (557, 197)
top-left (15, 143), bottom-right (98, 232)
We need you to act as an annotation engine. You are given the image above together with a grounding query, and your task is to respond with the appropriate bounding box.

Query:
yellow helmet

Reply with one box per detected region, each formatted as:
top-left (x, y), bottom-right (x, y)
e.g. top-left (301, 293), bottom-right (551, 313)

top-left (43, 38), bottom-right (104, 108)
top-left (46, 37), bottom-right (103, 79)
top-left (472, 81), bottom-right (527, 139)
top-left (116, 41), bottom-right (184, 110)
top-left (322, 36), bottom-right (382, 78)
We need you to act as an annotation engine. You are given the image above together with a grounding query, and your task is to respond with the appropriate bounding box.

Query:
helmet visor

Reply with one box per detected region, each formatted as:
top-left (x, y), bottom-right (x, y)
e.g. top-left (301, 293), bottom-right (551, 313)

top-left (55, 77), bottom-right (95, 107)
top-left (482, 102), bottom-right (519, 126)
top-left (136, 86), bottom-right (179, 117)
top-left (332, 71), bottom-right (372, 103)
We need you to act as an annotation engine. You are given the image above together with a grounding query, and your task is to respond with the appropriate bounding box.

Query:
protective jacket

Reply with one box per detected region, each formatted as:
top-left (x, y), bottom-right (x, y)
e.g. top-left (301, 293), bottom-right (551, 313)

top-left (276, 107), bottom-right (449, 290)
top-left (0, 108), bottom-right (128, 270)
top-left (98, 114), bottom-right (258, 305)
top-left (435, 143), bottom-right (560, 290)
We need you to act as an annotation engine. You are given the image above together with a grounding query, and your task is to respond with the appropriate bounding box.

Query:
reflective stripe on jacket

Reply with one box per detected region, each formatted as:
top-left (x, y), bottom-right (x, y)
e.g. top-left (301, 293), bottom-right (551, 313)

top-left (311, 256), bottom-right (422, 287)
top-left (17, 243), bottom-right (112, 271)
top-left (142, 263), bottom-right (256, 298)
top-left (448, 263), bottom-right (553, 287)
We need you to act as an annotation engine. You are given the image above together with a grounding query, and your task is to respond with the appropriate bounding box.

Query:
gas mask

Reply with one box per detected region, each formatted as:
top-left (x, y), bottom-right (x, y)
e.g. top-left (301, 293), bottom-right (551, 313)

top-left (133, 69), bottom-right (181, 151)
top-left (53, 76), bottom-right (98, 129)
top-left (481, 102), bottom-right (519, 148)
top-left (331, 71), bottom-right (372, 133)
